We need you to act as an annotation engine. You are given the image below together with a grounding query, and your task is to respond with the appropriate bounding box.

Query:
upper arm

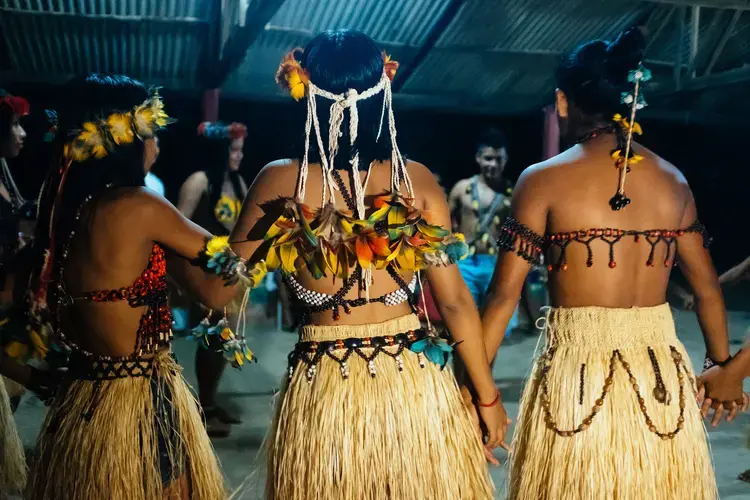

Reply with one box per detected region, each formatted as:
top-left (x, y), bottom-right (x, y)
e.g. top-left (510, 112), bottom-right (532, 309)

top-left (447, 180), bottom-right (463, 211)
top-left (489, 165), bottom-right (549, 300)
top-left (136, 188), bottom-right (212, 259)
top-left (177, 172), bottom-right (208, 218)
top-left (414, 165), bottom-right (474, 307)
top-left (229, 161), bottom-right (293, 263)
top-left (676, 185), bottom-right (719, 298)
top-left (130, 189), bottom-right (244, 308)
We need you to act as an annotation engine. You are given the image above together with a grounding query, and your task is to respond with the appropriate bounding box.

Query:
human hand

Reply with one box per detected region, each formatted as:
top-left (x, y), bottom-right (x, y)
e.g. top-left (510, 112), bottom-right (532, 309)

top-left (477, 393), bottom-right (511, 453)
top-left (697, 365), bottom-right (748, 427)
top-left (460, 385), bottom-right (500, 465)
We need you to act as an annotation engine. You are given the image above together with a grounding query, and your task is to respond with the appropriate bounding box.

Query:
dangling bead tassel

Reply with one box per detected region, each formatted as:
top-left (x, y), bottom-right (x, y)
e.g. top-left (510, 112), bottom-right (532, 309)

top-left (396, 354), bottom-right (404, 372)
top-left (609, 69), bottom-right (643, 211)
top-left (340, 360), bottom-right (349, 379)
top-left (368, 359), bottom-right (377, 378)
top-left (306, 364), bottom-right (316, 382)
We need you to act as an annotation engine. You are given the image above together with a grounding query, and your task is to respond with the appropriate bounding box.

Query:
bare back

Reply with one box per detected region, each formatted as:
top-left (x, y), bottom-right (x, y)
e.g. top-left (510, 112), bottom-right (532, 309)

top-left (59, 188), bottom-right (221, 357)
top-left (540, 137), bottom-right (692, 307)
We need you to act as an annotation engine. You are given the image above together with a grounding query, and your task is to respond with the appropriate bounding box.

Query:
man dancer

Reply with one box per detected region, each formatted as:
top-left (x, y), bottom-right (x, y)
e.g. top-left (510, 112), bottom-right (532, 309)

top-left (449, 129), bottom-right (519, 330)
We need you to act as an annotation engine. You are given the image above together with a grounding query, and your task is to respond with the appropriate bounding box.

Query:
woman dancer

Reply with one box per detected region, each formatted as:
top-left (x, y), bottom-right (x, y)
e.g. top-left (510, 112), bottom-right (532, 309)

top-left (0, 87), bottom-right (30, 497)
top-left (177, 121), bottom-right (248, 437)
top-left (481, 28), bottom-right (738, 499)
top-left (26, 74), bottom-right (231, 499)
top-left (222, 29), bottom-right (504, 499)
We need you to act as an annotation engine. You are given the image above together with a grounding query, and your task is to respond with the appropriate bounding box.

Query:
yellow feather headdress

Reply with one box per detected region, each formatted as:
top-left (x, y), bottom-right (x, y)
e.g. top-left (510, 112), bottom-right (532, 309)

top-left (64, 88), bottom-right (174, 163)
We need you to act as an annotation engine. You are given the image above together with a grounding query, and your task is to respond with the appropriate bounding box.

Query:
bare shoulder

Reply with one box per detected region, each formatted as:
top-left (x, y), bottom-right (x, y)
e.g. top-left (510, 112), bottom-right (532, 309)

top-left (404, 160), bottom-right (443, 194)
top-left (653, 153), bottom-right (689, 187)
top-left (254, 159), bottom-right (297, 184)
top-left (516, 158), bottom-right (557, 194)
top-left (88, 187), bottom-right (174, 231)
top-left (181, 171), bottom-right (209, 191)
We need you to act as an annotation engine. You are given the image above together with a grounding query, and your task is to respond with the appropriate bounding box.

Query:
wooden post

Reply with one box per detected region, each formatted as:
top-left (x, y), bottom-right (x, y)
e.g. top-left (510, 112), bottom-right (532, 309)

top-left (542, 106), bottom-right (560, 160)
top-left (202, 89), bottom-right (220, 122)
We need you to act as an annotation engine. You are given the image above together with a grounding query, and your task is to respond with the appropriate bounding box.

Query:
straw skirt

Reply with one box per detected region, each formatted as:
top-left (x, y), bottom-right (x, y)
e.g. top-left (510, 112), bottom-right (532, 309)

top-left (0, 374), bottom-right (25, 496)
top-left (265, 314), bottom-right (493, 500)
top-left (27, 350), bottom-right (225, 500)
top-left (509, 304), bottom-right (717, 500)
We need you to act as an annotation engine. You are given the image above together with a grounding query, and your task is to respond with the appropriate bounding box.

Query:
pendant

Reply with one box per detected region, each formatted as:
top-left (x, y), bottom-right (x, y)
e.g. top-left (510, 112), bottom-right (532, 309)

top-left (653, 386), bottom-right (671, 405)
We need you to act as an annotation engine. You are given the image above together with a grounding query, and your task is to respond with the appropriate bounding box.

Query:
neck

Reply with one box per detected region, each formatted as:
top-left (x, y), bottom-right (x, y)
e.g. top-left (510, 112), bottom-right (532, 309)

top-left (479, 174), bottom-right (503, 192)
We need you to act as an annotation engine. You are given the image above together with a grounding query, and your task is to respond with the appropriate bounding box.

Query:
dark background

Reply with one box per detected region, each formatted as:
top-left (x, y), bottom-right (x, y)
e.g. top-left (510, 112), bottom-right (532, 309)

top-left (6, 84), bottom-right (747, 308)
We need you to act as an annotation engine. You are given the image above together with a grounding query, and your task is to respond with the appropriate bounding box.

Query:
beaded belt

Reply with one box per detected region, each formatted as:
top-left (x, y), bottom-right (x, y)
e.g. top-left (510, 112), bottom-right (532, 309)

top-left (288, 329), bottom-right (428, 380)
top-left (68, 352), bottom-right (158, 381)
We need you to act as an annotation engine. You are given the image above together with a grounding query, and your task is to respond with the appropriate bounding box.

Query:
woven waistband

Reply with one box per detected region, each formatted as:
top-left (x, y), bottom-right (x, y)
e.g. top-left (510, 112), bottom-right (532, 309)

top-left (68, 350), bottom-right (173, 381)
top-left (544, 303), bottom-right (677, 350)
top-left (300, 314), bottom-right (422, 342)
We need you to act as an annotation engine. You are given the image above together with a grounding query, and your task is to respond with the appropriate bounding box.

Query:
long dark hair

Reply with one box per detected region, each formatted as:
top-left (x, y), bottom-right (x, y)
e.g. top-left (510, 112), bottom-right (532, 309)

top-left (31, 74), bottom-right (150, 305)
top-left (202, 137), bottom-right (244, 211)
top-left (294, 29), bottom-right (393, 171)
top-left (556, 27), bottom-right (645, 136)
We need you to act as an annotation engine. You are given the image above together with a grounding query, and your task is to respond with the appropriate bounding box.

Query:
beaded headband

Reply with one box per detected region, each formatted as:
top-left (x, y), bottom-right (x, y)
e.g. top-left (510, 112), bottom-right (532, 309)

top-left (197, 121), bottom-right (247, 140)
top-left (63, 88), bottom-right (173, 163)
top-left (0, 89), bottom-right (30, 117)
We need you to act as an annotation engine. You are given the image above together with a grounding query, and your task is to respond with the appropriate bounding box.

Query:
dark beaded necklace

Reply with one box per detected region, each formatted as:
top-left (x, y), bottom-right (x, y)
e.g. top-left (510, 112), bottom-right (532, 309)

top-left (574, 125), bottom-right (617, 145)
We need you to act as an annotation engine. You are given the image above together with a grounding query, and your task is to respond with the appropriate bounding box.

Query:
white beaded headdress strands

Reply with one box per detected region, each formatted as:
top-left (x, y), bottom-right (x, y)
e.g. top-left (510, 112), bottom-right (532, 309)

top-left (276, 49), bottom-right (412, 217)
top-left (609, 64), bottom-right (651, 211)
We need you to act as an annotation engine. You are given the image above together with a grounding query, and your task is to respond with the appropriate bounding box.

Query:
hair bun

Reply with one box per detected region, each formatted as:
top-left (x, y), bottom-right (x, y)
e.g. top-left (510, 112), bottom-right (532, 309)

top-left (604, 27), bottom-right (646, 84)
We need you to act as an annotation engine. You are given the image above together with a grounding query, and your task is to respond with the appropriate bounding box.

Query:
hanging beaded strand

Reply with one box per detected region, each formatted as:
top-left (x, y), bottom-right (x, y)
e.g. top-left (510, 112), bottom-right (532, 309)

top-left (609, 64), bottom-right (652, 211)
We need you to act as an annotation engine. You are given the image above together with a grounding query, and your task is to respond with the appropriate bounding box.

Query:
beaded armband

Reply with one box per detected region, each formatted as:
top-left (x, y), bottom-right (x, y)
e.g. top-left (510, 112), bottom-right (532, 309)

top-left (202, 236), bottom-right (267, 288)
top-left (496, 217), bottom-right (545, 265)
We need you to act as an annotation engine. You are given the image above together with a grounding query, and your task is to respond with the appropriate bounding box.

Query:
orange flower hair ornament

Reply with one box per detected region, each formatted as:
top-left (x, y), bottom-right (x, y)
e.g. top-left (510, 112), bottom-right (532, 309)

top-left (275, 48), bottom-right (310, 102)
top-left (383, 52), bottom-right (399, 82)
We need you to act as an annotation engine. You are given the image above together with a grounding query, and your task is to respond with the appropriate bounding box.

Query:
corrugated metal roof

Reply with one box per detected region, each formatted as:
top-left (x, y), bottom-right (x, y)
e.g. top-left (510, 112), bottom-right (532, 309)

top-left (269, 0), bottom-right (453, 46)
top-left (0, 0), bottom-right (210, 88)
top-left (0, 0), bottom-right (208, 19)
top-left (2, 0), bottom-right (750, 118)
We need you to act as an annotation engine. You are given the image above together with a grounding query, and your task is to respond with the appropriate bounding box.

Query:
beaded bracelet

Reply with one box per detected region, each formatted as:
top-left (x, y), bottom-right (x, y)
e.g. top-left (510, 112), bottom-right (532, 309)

top-left (201, 236), bottom-right (267, 288)
top-left (478, 391), bottom-right (500, 408)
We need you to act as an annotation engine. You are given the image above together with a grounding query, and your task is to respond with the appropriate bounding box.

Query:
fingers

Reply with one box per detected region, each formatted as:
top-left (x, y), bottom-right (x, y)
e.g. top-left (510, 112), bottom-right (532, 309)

top-left (743, 393), bottom-right (749, 413)
top-left (484, 446), bottom-right (499, 466)
top-left (696, 385), bottom-right (705, 406)
top-left (727, 401), bottom-right (739, 423)
top-left (711, 403), bottom-right (724, 427)
top-left (499, 441), bottom-right (510, 452)
top-left (701, 397), bottom-right (713, 418)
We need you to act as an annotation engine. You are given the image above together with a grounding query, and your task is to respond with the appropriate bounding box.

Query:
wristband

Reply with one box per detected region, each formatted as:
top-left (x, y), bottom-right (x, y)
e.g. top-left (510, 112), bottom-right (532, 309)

top-left (478, 391), bottom-right (500, 408)
top-left (703, 353), bottom-right (732, 371)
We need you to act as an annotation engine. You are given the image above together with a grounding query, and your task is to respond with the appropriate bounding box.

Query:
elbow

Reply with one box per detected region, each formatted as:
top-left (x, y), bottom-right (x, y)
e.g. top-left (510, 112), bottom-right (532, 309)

top-left (438, 289), bottom-right (478, 319)
top-left (198, 284), bottom-right (243, 311)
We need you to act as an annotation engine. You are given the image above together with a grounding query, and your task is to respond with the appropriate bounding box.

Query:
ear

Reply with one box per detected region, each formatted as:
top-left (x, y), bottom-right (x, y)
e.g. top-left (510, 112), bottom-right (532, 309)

top-left (555, 89), bottom-right (568, 119)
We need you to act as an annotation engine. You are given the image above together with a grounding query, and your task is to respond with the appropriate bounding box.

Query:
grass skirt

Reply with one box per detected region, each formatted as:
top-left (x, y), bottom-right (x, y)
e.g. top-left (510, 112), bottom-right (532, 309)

top-left (265, 314), bottom-right (493, 499)
top-left (509, 304), bottom-right (717, 500)
top-left (0, 374), bottom-right (25, 495)
top-left (27, 350), bottom-right (226, 499)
